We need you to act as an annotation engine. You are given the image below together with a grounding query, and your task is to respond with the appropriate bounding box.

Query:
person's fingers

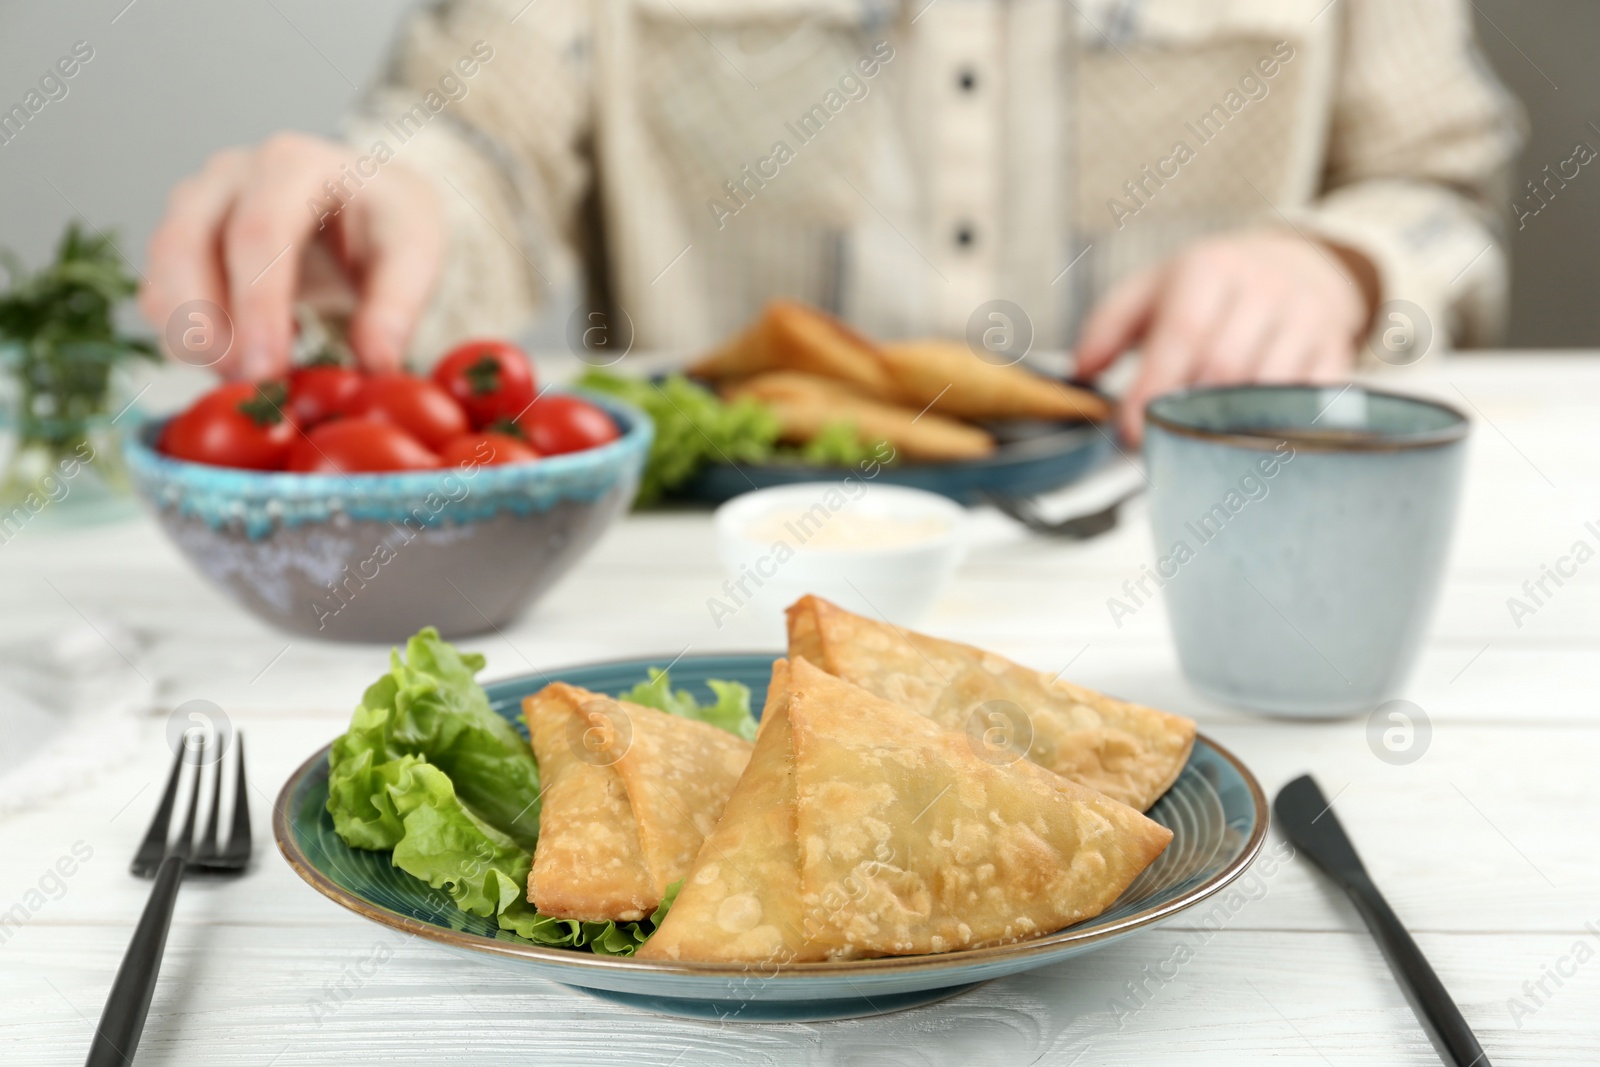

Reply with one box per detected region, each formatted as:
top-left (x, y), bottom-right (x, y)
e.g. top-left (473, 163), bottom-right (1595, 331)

top-left (1194, 289), bottom-right (1279, 386)
top-left (141, 150), bottom-right (250, 368)
top-left (1253, 309), bottom-right (1322, 383)
top-left (1073, 264), bottom-right (1163, 379)
top-left (296, 240), bottom-right (360, 322)
top-left (347, 170), bottom-right (444, 373)
top-left (1307, 337), bottom-right (1357, 384)
top-left (222, 134), bottom-right (344, 380)
top-left (1118, 265), bottom-right (1233, 442)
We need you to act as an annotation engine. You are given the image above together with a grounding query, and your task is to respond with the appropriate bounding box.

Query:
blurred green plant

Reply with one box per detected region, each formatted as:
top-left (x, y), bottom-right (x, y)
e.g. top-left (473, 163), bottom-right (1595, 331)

top-left (0, 222), bottom-right (157, 497)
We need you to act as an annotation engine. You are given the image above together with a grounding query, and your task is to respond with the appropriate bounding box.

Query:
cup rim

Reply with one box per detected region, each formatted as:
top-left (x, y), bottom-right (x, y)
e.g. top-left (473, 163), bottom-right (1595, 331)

top-left (1145, 384), bottom-right (1470, 453)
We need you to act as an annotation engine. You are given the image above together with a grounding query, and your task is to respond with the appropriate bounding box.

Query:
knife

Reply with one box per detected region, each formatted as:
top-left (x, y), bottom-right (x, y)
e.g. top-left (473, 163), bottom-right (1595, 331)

top-left (1273, 774), bottom-right (1490, 1067)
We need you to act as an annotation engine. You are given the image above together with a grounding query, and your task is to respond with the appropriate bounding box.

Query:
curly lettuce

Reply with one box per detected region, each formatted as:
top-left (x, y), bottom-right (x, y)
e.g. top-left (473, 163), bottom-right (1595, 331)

top-left (328, 628), bottom-right (541, 851)
top-left (326, 629), bottom-right (738, 955)
top-left (575, 371), bottom-right (892, 505)
top-left (575, 371), bottom-right (780, 504)
top-left (382, 757), bottom-right (663, 955)
top-left (620, 668), bottom-right (758, 742)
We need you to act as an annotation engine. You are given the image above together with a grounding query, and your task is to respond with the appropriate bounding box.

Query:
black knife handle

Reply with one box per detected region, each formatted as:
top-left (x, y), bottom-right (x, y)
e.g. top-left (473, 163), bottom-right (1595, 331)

top-left (1345, 874), bottom-right (1490, 1067)
top-left (85, 854), bottom-right (186, 1067)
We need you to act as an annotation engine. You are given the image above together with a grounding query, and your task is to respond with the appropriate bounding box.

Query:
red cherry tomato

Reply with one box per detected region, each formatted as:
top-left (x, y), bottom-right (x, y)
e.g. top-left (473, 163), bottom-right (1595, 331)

top-left (160, 381), bottom-right (297, 470)
top-left (347, 372), bottom-right (469, 450)
top-left (432, 339), bottom-right (537, 428)
top-left (437, 432), bottom-right (540, 468)
top-left (287, 364), bottom-right (363, 428)
top-left (285, 419), bottom-right (441, 474)
top-left (514, 395), bottom-right (620, 456)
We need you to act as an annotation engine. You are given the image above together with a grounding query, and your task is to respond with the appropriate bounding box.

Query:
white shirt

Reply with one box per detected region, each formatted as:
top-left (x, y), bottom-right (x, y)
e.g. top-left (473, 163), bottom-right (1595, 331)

top-left (347, 0), bottom-right (1525, 364)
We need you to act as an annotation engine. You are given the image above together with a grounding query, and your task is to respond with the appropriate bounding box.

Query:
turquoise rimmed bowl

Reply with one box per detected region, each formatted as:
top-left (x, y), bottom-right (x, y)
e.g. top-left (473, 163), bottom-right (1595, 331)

top-left (123, 389), bottom-right (651, 642)
top-left (275, 652), bottom-right (1268, 1022)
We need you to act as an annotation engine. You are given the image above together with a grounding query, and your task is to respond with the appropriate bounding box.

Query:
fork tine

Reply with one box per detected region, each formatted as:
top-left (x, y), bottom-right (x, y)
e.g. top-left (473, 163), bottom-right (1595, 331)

top-left (224, 732), bottom-right (252, 865)
top-left (131, 744), bottom-right (186, 877)
top-left (174, 731), bottom-right (207, 862)
top-left (195, 732), bottom-right (225, 864)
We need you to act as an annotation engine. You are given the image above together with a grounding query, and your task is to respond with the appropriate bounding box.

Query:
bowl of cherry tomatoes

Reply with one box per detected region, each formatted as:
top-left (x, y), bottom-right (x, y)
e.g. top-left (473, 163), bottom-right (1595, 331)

top-left (123, 340), bottom-right (651, 642)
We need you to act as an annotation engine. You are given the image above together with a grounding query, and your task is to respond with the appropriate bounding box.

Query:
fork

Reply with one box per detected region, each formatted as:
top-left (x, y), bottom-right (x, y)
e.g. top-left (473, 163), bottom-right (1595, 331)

top-left (86, 731), bottom-right (251, 1067)
top-left (981, 485), bottom-right (1145, 539)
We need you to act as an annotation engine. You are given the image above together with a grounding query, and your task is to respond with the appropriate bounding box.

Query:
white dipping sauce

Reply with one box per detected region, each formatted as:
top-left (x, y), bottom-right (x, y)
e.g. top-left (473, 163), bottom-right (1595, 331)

top-left (744, 508), bottom-right (950, 550)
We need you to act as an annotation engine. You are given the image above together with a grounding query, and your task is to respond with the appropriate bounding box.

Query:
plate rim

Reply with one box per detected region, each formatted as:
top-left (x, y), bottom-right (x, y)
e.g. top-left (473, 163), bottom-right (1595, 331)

top-left (273, 654), bottom-right (1268, 979)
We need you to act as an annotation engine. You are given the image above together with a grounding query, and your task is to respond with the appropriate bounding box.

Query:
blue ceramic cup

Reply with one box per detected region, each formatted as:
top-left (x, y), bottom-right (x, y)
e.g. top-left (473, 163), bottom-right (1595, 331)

top-left (1142, 385), bottom-right (1469, 717)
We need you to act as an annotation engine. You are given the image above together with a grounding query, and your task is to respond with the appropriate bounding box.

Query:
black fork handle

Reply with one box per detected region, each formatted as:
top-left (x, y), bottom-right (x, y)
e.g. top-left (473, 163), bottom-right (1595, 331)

top-left (86, 855), bottom-right (186, 1067)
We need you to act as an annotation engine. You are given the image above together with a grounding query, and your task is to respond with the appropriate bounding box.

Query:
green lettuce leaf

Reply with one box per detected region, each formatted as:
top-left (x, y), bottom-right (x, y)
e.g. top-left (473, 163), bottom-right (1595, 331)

top-left (498, 879), bottom-right (682, 957)
top-left (575, 371), bottom-right (780, 505)
top-left (382, 759), bottom-right (669, 956)
top-left (795, 419), bottom-right (880, 466)
top-left (620, 668), bottom-right (758, 742)
top-left (327, 629), bottom-right (718, 955)
top-left (389, 760), bottom-right (531, 918)
top-left (328, 628), bottom-right (541, 850)
top-left (575, 371), bottom-right (893, 505)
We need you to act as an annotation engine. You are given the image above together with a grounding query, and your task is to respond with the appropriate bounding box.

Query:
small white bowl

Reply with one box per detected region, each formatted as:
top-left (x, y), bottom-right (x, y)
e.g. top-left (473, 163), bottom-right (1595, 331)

top-left (712, 482), bottom-right (968, 642)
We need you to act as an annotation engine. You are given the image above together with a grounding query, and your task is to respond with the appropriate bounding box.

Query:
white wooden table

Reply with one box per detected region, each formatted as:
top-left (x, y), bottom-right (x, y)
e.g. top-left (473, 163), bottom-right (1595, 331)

top-left (2, 354), bottom-right (1596, 1065)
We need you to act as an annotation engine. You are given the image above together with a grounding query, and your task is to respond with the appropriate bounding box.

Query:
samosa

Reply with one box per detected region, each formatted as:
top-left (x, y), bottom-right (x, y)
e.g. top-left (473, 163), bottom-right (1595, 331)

top-left (689, 300), bottom-right (897, 397)
top-left (878, 339), bottom-right (1111, 423)
top-left (524, 683), bottom-right (752, 922)
top-left (722, 371), bottom-right (995, 462)
top-left (638, 660), bottom-right (827, 963)
top-left (786, 595), bottom-right (1195, 810)
top-left (643, 658), bottom-right (1172, 961)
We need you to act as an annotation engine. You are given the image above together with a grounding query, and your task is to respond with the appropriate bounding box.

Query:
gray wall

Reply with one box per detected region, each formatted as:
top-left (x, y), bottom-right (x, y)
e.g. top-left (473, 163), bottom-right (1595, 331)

top-left (1, 1), bottom-right (1593, 348)
top-left (1472, 0), bottom-right (1600, 348)
top-left (0, 0), bottom-right (412, 273)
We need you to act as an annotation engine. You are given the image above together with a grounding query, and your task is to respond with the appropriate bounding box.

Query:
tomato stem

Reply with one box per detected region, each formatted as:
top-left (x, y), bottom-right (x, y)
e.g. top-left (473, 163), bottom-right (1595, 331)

top-left (465, 354), bottom-right (502, 396)
top-left (236, 381), bottom-right (289, 427)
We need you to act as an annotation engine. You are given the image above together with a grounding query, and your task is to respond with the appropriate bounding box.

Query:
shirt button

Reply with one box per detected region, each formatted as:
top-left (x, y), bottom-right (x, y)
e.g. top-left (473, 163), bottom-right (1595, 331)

top-left (957, 67), bottom-right (978, 92)
top-left (954, 224), bottom-right (976, 249)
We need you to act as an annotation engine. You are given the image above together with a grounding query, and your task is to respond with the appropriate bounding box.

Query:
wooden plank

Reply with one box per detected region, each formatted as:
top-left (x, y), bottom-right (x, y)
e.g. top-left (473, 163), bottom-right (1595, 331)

top-left (0, 925), bottom-right (1588, 1066)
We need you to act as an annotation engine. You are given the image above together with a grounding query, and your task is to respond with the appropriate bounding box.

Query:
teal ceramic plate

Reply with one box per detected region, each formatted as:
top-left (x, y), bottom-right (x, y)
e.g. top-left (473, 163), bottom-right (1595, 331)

top-left (680, 421), bottom-right (1113, 506)
top-left (275, 653), bottom-right (1267, 1022)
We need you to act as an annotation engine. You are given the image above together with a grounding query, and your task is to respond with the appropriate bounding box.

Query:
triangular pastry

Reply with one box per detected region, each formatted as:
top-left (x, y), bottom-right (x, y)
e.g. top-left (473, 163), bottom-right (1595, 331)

top-left (786, 596), bottom-right (1195, 811)
top-left (638, 660), bottom-right (829, 963)
top-left (523, 683), bottom-right (753, 922)
top-left (644, 658), bottom-right (1172, 961)
top-left (722, 371), bottom-right (996, 462)
top-left (689, 300), bottom-right (897, 397)
top-left (787, 658), bottom-right (1172, 956)
top-left (877, 339), bottom-right (1111, 423)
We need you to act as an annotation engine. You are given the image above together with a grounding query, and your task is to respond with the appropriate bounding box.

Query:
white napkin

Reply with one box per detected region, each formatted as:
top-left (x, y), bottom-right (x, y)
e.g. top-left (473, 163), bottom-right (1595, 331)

top-left (0, 614), bottom-right (156, 818)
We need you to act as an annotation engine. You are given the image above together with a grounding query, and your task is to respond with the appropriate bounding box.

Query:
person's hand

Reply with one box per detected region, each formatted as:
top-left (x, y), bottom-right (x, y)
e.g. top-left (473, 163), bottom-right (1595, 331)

top-left (1074, 230), bottom-right (1378, 443)
top-left (140, 132), bottom-right (445, 381)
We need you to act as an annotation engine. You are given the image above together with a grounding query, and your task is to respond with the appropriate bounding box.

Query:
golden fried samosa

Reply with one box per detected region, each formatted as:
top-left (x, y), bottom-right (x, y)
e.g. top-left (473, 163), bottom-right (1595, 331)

top-left (637, 661), bottom-right (829, 964)
top-left (644, 658), bottom-right (1172, 962)
top-left (878, 339), bottom-right (1111, 423)
top-left (787, 658), bottom-right (1172, 956)
top-left (722, 371), bottom-right (995, 462)
top-left (690, 300), bottom-right (896, 397)
top-left (523, 683), bottom-right (753, 922)
top-left (785, 596), bottom-right (1195, 810)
